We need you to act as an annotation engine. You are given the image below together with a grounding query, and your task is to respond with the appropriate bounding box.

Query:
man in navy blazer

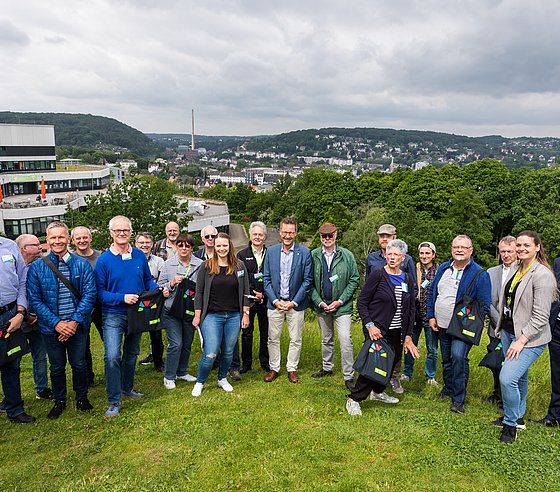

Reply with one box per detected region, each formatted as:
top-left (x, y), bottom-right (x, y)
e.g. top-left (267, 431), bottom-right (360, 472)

top-left (263, 218), bottom-right (313, 383)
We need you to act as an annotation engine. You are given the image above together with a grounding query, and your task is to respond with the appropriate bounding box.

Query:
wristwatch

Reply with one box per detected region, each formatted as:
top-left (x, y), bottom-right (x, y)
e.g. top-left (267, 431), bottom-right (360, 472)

top-left (16, 308), bottom-right (27, 318)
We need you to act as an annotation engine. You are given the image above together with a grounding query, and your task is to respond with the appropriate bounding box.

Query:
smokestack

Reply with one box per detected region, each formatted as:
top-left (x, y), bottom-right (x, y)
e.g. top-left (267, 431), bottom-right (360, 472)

top-left (191, 109), bottom-right (195, 151)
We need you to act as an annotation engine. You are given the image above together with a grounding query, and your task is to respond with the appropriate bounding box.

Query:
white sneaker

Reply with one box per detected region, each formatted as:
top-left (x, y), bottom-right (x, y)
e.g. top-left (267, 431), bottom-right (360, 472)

top-left (370, 391), bottom-right (399, 404)
top-left (191, 382), bottom-right (204, 397)
top-left (390, 377), bottom-right (404, 394)
top-left (177, 374), bottom-right (197, 382)
top-left (218, 378), bottom-right (234, 392)
top-left (346, 398), bottom-right (362, 416)
top-left (163, 377), bottom-right (176, 390)
top-left (426, 378), bottom-right (439, 387)
top-left (400, 374), bottom-right (411, 382)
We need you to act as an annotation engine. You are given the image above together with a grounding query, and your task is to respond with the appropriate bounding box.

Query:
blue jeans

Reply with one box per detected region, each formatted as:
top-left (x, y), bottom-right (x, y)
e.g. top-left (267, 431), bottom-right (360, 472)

top-left (42, 327), bottom-right (88, 403)
top-left (164, 308), bottom-right (195, 380)
top-left (403, 321), bottom-right (439, 379)
top-left (0, 307), bottom-right (24, 417)
top-left (500, 330), bottom-right (546, 427)
top-left (197, 312), bottom-right (241, 383)
top-left (440, 328), bottom-right (472, 402)
top-left (27, 330), bottom-right (49, 394)
top-left (103, 313), bottom-right (142, 404)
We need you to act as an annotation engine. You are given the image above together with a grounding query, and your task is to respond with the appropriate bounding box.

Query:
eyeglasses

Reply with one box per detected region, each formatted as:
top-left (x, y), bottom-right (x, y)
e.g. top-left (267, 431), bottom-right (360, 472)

top-left (111, 229), bottom-right (131, 235)
top-left (177, 243), bottom-right (192, 249)
top-left (452, 245), bottom-right (472, 250)
top-left (320, 233), bottom-right (335, 239)
top-left (203, 234), bottom-right (217, 240)
top-left (24, 243), bottom-right (42, 248)
top-left (280, 232), bottom-right (296, 236)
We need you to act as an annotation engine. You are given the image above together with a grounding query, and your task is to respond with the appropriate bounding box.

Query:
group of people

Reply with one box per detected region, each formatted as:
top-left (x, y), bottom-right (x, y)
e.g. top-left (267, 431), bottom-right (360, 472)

top-left (0, 216), bottom-right (559, 445)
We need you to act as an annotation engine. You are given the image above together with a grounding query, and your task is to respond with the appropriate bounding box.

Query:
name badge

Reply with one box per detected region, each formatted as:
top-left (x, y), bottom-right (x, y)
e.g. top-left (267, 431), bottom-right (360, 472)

top-left (401, 282), bottom-right (409, 293)
top-left (329, 274), bottom-right (339, 283)
top-left (237, 270), bottom-right (245, 277)
top-left (122, 253), bottom-right (132, 261)
top-left (2, 254), bottom-right (14, 263)
top-left (62, 252), bottom-right (72, 263)
top-left (254, 272), bottom-right (263, 279)
top-left (421, 279), bottom-right (430, 289)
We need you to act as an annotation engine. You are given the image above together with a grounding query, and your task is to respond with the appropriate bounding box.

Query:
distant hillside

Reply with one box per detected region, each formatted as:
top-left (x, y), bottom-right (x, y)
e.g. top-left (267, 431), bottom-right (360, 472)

top-left (0, 112), bottom-right (162, 156)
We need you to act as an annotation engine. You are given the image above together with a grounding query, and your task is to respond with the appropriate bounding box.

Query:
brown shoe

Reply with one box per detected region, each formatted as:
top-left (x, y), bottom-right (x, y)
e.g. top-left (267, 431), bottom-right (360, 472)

top-left (288, 371), bottom-right (299, 383)
top-left (264, 370), bottom-right (279, 382)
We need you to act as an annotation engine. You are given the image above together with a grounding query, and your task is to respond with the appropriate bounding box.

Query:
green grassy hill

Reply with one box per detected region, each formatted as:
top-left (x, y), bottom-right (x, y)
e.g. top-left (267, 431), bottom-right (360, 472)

top-left (0, 111), bottom-right (162, 156)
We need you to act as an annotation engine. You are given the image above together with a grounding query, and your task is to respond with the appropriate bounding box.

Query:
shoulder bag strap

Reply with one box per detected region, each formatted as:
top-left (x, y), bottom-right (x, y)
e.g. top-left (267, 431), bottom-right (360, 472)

top-left (464, 269), bottom-right (483, 297)
top-left (42, 256), bottom-right (82, 301)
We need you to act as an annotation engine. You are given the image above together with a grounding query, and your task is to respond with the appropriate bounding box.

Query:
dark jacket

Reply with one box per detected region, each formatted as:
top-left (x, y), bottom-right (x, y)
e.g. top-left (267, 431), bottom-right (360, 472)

top-left (194, 261), bottom-right (251, 325)
top-left (356, 267), bottom-right (415, 342)
top-left (27, 252), bottom-right (97, 335)
top-left (426, 257), bottom-right (491, 320)
top-left (550, 257), bottom-right (560, 330)
top-left (237, 244), bottom-right (267, 306)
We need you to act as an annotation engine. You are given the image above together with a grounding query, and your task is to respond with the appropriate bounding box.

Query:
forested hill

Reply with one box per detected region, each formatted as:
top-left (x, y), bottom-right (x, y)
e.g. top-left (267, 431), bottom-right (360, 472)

top-left (0, 112), bottom-right (162, 156)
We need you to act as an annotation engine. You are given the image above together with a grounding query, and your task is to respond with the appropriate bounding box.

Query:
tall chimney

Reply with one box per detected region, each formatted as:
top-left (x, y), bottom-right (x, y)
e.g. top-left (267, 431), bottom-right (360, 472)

top-left (191, 109), bottom-right (195, 151)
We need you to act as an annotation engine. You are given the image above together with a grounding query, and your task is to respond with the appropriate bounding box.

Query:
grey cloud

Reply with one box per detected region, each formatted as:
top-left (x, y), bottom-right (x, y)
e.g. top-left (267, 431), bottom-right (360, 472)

top-left (0, 18), bottom-right (30, 45)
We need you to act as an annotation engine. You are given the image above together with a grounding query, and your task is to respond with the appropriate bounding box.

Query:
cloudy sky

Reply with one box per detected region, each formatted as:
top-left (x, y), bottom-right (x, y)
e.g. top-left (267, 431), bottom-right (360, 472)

top-left (2, 1), bottom-right (559, 137)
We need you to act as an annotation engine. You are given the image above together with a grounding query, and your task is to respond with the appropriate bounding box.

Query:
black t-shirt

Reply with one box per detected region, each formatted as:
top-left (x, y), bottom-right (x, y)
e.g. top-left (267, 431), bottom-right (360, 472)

top-left (502, 276), bottom-right (520, 335)
top-left (208, 266), bottom-right (240, 313)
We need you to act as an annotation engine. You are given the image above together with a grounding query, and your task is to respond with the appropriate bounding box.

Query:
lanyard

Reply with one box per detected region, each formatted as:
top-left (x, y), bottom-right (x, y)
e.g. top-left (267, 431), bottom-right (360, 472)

top-left (252, 246), bottom-right (265, 270)
top-left (181, 263), bottom-right (192, 279)
top-left (507, 260), bottom-right (535, 305)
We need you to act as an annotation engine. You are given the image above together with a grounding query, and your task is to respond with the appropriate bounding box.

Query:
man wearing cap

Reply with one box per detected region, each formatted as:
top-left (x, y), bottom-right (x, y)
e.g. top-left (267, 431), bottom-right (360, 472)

top-left (309, 223), bottom-right (360, 391)
top-left (401, 241), bottom-right (439, 385)
top-left (486, 235), bottom-right (517, 411)
top-left (263, 217), bottom-right (313, 383)
top-left (365, 223), bottom-right (416, 394)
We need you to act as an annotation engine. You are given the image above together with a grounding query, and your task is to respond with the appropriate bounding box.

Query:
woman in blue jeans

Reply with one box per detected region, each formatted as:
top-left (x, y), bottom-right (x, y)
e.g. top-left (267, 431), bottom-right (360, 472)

top-left (158, 233), bottom-right (203, 390)
top-left (191, 233), bottom-right (250, 396)
top-left (496, 231), bottom-right (557, 443)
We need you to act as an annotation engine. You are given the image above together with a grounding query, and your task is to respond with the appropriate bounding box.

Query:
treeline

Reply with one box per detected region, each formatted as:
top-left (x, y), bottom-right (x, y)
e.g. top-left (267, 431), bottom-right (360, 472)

top-left (0, 112), bottom-right (163, 156)
top-left (202, 159), bottom-right (560, 270)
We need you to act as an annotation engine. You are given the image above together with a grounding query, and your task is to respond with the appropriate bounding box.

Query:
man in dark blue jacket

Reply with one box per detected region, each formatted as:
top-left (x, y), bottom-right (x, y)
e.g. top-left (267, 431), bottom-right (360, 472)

top-left (427, 235), bottom-right (491, 414)
top-left (27, 221), bottom-right (97, 420)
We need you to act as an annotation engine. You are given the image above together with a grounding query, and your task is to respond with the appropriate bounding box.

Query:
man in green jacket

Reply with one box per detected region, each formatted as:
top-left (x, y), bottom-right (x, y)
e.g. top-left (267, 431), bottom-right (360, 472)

top-left (309, 223), bottom-right (360, 391)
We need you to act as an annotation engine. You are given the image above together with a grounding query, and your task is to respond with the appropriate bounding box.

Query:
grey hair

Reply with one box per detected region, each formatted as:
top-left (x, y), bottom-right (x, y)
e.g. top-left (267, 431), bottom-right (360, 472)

top-left (249, 221), bottom-right (267, 235)
top-left (201, 225), bottom-right (218, 236)
top-left (499, 235), bottom-right (516, 245)
top-left (108, 215), bottom-right (132, 231)
top-left (46, 221), bottom-right (69, 235)
top-left (386, 239), bottom-right (408, 255)
top-left (71, 226), bottom-right (92, 239)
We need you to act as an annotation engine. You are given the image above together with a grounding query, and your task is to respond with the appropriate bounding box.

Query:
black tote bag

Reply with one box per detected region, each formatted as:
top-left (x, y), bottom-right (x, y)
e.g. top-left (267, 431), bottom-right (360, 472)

top-left (127, 289), bottom-right (164, 334)
top-left (478, 337), bottom-right (504, 371)
top-left (168, 278), bottom-right (197, 321)
top-left (446, 270), bottom-right (485, 345)
top-left (0, 327), bottom-right (31, 366)
top-left (352, 337), bottom-right (395, 386)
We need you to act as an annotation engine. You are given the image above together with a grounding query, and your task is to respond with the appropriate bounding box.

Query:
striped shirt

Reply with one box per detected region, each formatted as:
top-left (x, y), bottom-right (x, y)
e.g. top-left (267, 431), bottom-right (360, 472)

top-left (389, 284), bottom-right (403, 330)
top-left (57, 259), bottom-right (75, 321)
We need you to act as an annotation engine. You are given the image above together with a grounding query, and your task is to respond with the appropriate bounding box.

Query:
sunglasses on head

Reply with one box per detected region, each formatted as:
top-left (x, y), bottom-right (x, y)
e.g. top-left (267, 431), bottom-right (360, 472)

top-left (204, 234), bottom-right (217, 240)
top-left (321, 233), bottom-right (335, 239)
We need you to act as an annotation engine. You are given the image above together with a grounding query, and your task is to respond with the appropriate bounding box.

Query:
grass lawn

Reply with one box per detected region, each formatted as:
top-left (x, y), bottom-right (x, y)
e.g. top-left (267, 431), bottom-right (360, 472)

top-left (2, 316), bottom-right (559, 491)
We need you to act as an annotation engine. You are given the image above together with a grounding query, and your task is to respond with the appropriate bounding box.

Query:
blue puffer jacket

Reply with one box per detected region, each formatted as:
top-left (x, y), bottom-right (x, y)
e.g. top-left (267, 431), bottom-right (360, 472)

top-left (27, 252), bottom-right (97, 335)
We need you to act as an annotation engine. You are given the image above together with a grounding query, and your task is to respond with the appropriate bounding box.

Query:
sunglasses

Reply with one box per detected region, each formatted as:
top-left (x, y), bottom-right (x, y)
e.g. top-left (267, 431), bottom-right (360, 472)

top-left (321, 233), bottom-right (335, 239)
top-left (204, 234), bottom-right (217, 240)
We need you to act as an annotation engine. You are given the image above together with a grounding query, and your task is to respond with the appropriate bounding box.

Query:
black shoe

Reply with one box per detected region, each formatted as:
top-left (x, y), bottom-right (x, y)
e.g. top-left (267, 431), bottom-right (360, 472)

top-left (239, 366), bottom-right (252, 374)
top-left (437, 391), bottom-right (451, 399)
top-left (490, 417), bottom-right (526, 429)
top-left (77, 398), bottom-right (94, 411)
top-left (8, 412), bottom-right (36, 424)
top-left (450, 402), bottom-right (465, 414)
top-left (311, 369), bottom-right (334, 378)
top-left (345, 379), bottom-right (355, 392)
top-left (261, 364), bottom-right (271, 372)
top-left (139, 354), bottom-right (153, 365)
top-left (484, 394), bottom-right (500, 404)
top-left (47, 401), bottom-right (66, 420)
top-left (500, 424), bottom-right (517, 443)
top-left (230, 370), bottom-right (242, 382)
top-left (154, 365), bottom-right (164, 373)
top-left (530, 417), bottom-right (560, 427)
top-left (36, 388), bottom-right (53, 400)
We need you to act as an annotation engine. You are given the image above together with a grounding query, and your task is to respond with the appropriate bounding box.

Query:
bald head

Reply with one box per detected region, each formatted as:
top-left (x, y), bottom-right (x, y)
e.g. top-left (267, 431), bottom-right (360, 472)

top-left (16, 234), bottom-right (43, 265)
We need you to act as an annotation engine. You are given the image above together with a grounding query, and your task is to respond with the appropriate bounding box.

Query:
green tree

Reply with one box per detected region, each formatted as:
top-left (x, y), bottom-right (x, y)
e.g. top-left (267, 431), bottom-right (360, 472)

top-left (65, 175), bottom-right (185, 249)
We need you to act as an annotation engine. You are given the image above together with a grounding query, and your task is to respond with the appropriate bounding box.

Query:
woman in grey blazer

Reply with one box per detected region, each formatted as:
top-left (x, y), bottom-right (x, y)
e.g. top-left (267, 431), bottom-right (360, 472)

top-left (497, 230), bottom-right (557, 443)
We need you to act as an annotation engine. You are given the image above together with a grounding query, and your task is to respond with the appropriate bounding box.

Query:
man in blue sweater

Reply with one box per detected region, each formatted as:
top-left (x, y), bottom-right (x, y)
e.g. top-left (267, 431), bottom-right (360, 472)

top-left (427, 235), bottom-right (491, 414)
top-left (94, 216), bottom-right (166, 417)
